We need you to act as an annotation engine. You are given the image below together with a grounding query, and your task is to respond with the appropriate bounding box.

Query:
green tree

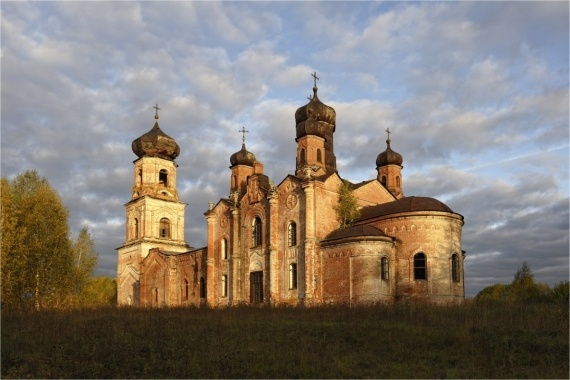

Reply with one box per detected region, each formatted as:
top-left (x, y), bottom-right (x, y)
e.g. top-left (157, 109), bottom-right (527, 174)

top-left (70, 226), bottom-right (98, 306)
top-left (80, 277), bottom-right (117, 307)
top-left (1, 170), bottom-right (74, 310)
top-left (335, 180), bottom-right (361, 228)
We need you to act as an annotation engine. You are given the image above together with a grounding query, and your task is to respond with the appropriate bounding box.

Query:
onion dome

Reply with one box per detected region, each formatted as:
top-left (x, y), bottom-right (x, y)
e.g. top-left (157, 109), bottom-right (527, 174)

top-left (230, 143), bottom-right (256, 167)
top-left (295, 85), bottom-right (336, 139)
top-left (132, 109), bottom-right (180, 160)
top-left (376, 136), bottom-right (403, 168)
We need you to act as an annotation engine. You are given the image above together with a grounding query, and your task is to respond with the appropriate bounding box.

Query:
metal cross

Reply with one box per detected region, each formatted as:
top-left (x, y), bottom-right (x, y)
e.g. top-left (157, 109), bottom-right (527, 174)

top-left (311, 71), bottom-right (319, 87)
top-left (385, 127), bottom-right (391, 140)
top-left (153, 104), bottom-right (161, 119)
top-left (239, 127), bottom-right (249, 145)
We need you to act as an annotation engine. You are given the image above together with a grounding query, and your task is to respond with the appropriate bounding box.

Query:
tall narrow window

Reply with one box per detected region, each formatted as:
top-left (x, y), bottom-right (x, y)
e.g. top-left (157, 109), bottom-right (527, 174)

top-left (137, 169), bottom-right (142, 185)
top-left (288, 222), bottom-right (297, 246)
top-left (159, 218), bottom-right (171, 238)
top-left (289, 263), bottom-right (297, 289)
top-left (414, 253), bottom-right (427, 280)
top-left (451, 254), bottom-right (460, 282)
top-left (381, 257), bottom-right (389, 280)
top-left (300, 149), bottom-right (306, 164)
top-left (252, 217), bottom-right (262, 247)
top-left (317, 149), bottom-right (322, 163)
top-left (221, 275), bottom-right (228, 297)
top-left (221, 238), bottom-right (228, 260)
top-left (134, 218), bottom-right (139, 239)
top-left (154, 288), bottom-right (159, 304)
top-left (396, 176), bottom-right (401, 187)
top-left (232, 175), bottom-right (237, 189)
top-left (159, 169), bottom-right (168, 186)
top-left (381, 176), bottom-right (387, 186)
top-left (184, 279), bottom-right (189, 300)
top-left (200, 277), bottom-right (206, 298)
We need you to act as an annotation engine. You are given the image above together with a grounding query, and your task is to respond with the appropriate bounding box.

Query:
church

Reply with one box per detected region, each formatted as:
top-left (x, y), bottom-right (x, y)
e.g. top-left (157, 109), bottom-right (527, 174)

top-left (117, 75), bottom-right (466, 307)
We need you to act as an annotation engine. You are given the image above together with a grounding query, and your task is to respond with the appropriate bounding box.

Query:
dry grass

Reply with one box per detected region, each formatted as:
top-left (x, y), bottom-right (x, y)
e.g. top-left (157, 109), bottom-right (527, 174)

top-left (2, 302), bottom-right (568, 378)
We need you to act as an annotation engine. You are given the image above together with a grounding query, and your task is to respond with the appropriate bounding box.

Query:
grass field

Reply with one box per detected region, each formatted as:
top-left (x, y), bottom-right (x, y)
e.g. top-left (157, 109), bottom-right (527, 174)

top-left (2, 302), bottom-right (568, 379)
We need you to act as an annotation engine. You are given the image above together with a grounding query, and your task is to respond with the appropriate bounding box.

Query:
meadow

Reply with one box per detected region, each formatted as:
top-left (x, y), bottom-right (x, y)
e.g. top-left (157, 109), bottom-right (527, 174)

top-left (2, 302), bottom-right (568, 379)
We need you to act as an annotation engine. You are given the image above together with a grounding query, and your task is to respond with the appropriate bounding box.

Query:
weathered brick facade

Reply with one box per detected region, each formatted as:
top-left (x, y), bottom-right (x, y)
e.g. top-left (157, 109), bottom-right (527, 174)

top-left (117, 81), bottom-right (465, 307)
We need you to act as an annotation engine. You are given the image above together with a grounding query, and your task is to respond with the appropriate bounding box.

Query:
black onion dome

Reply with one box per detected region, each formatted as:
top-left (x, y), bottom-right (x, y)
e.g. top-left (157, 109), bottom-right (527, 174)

top-left (376, 138), bottom-right (403, 167)
top-left (132, 121), bottom-right (180, 160)
top-left (230, 144), bottom-right (256, 167)
top-left (295, 86), bottom-right (336, 139)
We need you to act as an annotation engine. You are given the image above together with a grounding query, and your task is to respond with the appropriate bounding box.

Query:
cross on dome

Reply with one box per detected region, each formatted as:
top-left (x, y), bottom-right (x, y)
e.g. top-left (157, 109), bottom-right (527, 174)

top-left (153, 104), bottom-right (161, 120)
top-left (239, 127), bottom-right (249, 145)
top-left (311, 71), bottom-right (320, 88)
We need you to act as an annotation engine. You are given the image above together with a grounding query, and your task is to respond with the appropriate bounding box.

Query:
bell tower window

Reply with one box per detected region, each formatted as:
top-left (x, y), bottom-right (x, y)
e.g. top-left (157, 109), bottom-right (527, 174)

top-left (159, 169), bottom-right (168, 187)
top-left (288, 222), bottom-right (297, 246)
top-left (134, 218), bottom-right (139, 239)
top-left (300, 149), bottom-right (306, 164)
top-left (159, 218), bottom-right (171, 238)
top-left (317, 149), bottom-right (322, 163)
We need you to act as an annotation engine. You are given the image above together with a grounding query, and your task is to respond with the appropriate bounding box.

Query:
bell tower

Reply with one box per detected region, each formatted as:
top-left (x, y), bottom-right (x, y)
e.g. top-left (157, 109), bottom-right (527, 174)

top-left (294, 72), bottom-right (337, 178)
top-left (376, 128), bottom-right (404, 199)
top-left (117, 105), bottom-right (190, 306)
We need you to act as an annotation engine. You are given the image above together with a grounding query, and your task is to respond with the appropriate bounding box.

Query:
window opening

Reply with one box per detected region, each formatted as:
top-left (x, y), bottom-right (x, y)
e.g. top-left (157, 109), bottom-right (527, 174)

top-left (452, 254), bottom-right (460, 282)
top-left (200, 277), bottom-right (206, 298)
top-left (134, 218), bottom-right (139, 239)
top-left (159, 169), bottom-right (168, 186)
top-left (250, 271), bottom-right (263, 303)
top-left (221, 238), bottom-right (228, 260)
top-left (289, 263), bottom-right (297, 289)
top-left (288, 222), bottom-right (297, 246)
top-left (184, 279), bottom-right (189, 300)
top-left (300, 149), bottom-right (306, 164)
top-left (381, 257), bottom-right (389, 280)
top-left (381, 176), bottom-right (387, 186)
top-left (414, 253), bottom-right (427, 280)
top-left (159, 218), bottom-right (171, 238)
top-left (252, 217), bottom-right (262, 247)
top-left (221, 275), bottom-right (228, 297)
top-left (317, 149), bottom-right (322, 163)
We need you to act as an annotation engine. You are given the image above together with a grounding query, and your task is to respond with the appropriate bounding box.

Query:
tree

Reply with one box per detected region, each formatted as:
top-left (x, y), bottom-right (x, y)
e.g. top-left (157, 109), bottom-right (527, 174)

top-left (1, 170), bottom-right (74, 310)
top-left (70, 226), bottom-right (98, 306)
top-left (475, 262), bottom-right (551, 304)
top-left (80, 277), bottom-right (117, 307)
top-left (335, 180), bottom-right (361, 228)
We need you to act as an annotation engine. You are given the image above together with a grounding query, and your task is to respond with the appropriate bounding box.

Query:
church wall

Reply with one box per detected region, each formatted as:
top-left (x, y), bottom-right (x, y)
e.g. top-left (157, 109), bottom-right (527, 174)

top-left (368, 213), bottom-right (464, 304)
top-left (321, 241), bottom-right (395, 304)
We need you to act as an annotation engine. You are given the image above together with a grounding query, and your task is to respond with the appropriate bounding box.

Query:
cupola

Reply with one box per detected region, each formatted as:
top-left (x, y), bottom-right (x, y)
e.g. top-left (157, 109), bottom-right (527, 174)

top-left (230, 143), bottom-right (256, 167)
top-left (376, 128), bottom-right (404, 199)
top-left (132, 105), bottom-right (180, 161)
top-left (295, 85), bottom-right (336, 140)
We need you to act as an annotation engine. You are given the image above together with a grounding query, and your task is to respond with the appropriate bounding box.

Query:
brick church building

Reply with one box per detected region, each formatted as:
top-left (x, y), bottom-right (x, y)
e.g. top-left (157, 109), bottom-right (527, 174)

top-left (117, 76), bottom-right (466, 307)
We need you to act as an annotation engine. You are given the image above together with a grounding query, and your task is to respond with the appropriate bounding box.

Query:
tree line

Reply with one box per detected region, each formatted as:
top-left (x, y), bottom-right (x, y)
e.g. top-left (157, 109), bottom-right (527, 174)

top-left (475, 261), bottom-right (569, 304)
top-left (1, 170), bottom-right (116, 310)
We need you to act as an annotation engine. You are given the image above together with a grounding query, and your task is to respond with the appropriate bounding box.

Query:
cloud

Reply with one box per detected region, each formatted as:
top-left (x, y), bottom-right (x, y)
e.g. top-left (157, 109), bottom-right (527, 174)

top-left (1, 2), bottom-right (567, 298)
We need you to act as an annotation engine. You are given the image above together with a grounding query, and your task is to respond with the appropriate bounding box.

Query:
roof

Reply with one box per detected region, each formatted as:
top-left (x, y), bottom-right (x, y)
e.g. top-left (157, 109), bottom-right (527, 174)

top-left (321, 224), bottom-right (393, 247)
top-left (357, 196), bottom-right (456, 221)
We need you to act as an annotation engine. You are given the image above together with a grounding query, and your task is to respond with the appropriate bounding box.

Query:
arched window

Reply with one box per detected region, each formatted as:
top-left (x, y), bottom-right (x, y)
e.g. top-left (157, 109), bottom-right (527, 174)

top-left (200, 277), bottom-right (206, 298)
top-left (184, 279), bottom-right (189, 300)
top-left (288, 222), bottom-right (297, 246)
top-left (134, 218), bottom-right (139, 239)
top-left (159, 218), bottom-right (171, 238)
top-left (232, 175), bottom-right (237, 189)
top-left (159, 169), bottom-right (168, 187)
top-left (300, 149), bottom-right (306, 163)
top-left (221, 275), bottom-right (228, 297)
top-left (452, 254), bottom-right (460, 282)
top-left (221, 238), bottom-right (228, 260)
top-left (317, 149), bottom-right (322, 163)
top-left (252, 217), bottom-right (262, 247)
top-left (289, 263), bottom-right (297, 289)
top-left (396, 176), bottom-right (401, 187)
top-left (414, 253), bottom-right (427, 280)
top-left (381, 257), bottom-right (389, 280)
top-left (381, 176), bottom-right (387, 186)
top-left (137, 169), bottom-right (142, 185)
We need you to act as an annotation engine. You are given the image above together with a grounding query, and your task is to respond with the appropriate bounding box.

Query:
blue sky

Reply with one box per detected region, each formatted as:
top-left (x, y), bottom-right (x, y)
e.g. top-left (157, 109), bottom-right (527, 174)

top-left (2, 1), bottom-right (568, 297)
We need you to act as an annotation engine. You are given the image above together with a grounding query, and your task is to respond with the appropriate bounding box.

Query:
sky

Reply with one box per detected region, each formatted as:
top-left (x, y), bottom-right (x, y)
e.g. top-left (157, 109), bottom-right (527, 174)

top-left (1, 1), bottom-right (568, 297)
